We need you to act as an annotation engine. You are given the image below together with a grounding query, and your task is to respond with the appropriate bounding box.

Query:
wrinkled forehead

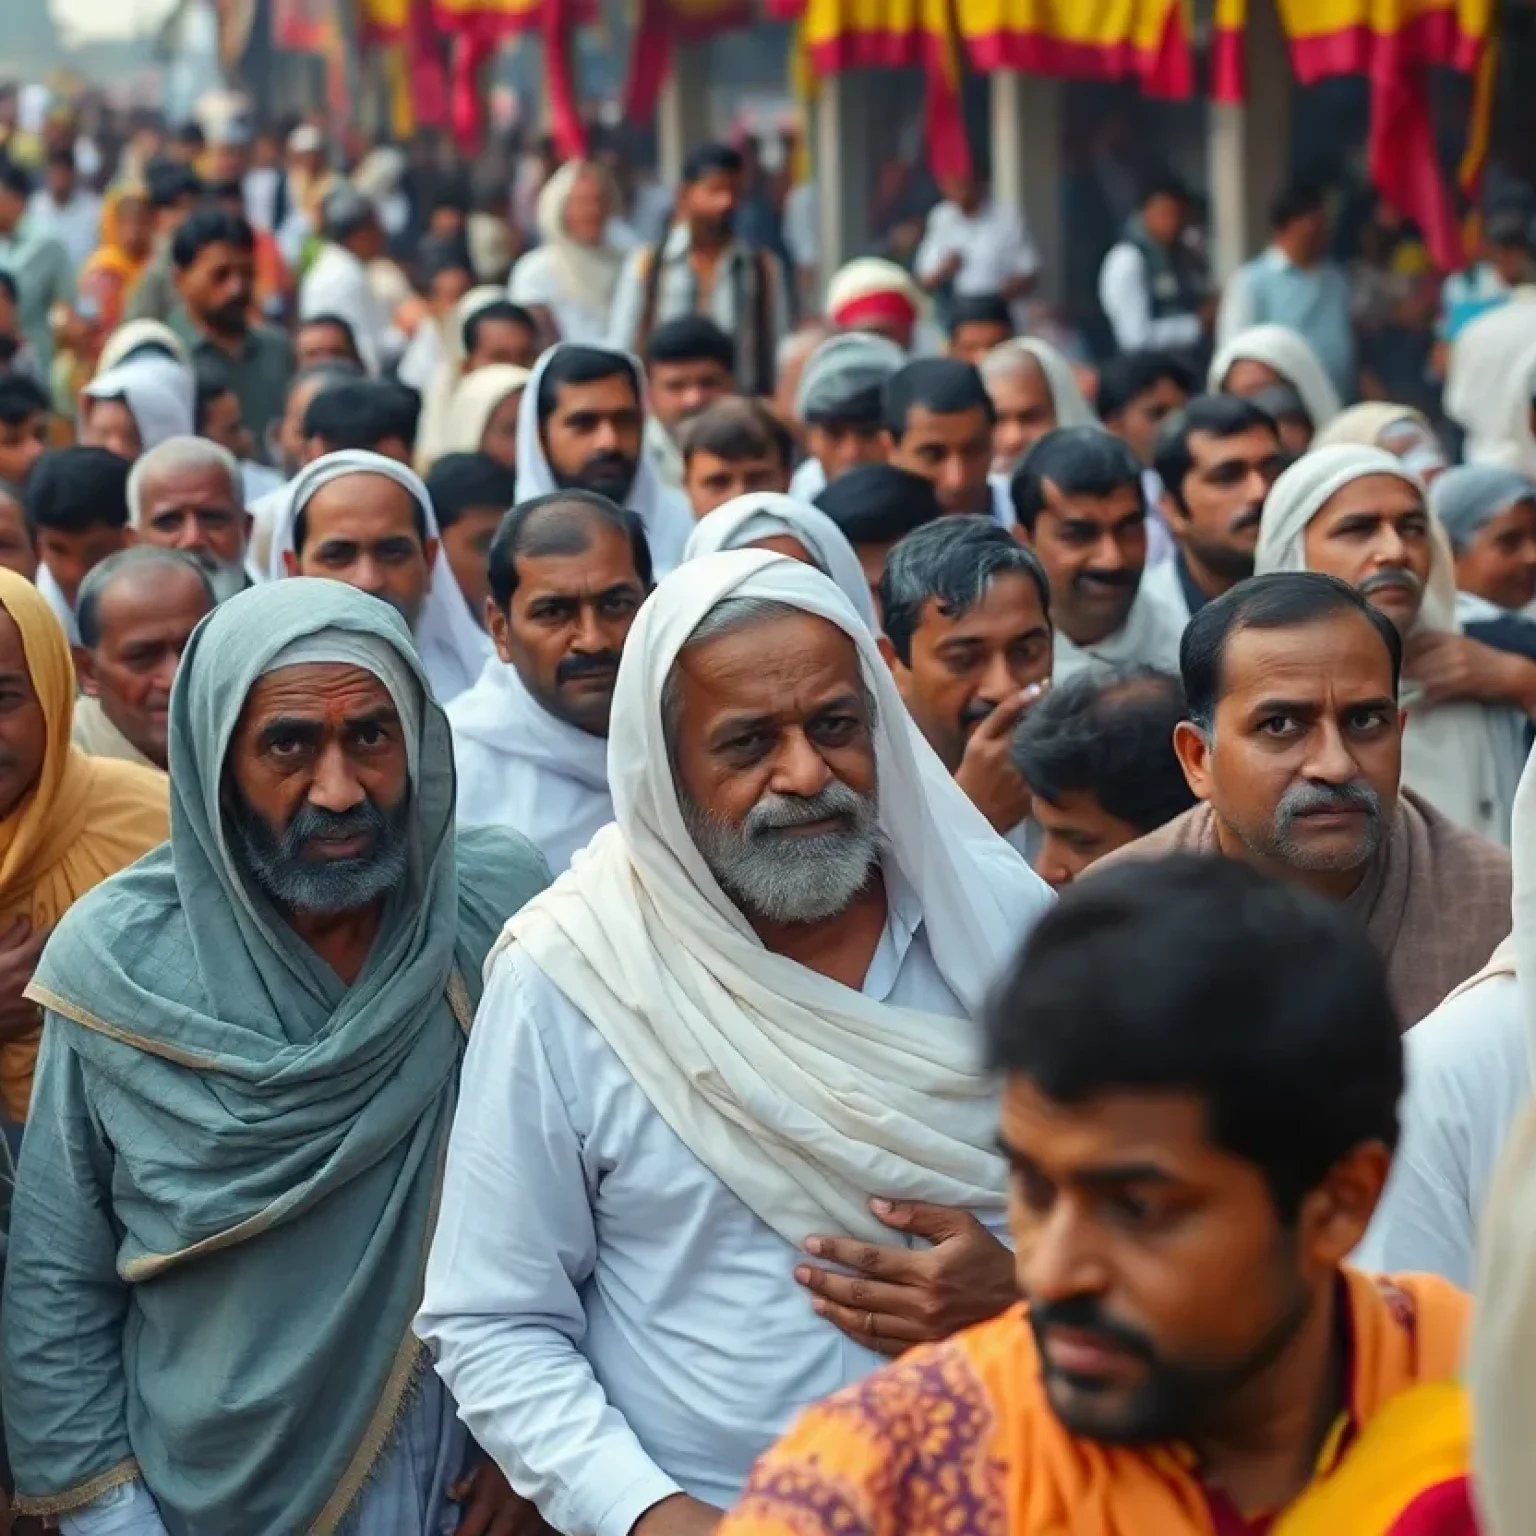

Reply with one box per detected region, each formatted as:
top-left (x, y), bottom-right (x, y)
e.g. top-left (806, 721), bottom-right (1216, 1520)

top-left (1215, 613), bottom-right (1398, 711)
top-left (1310, 472), bottom-right (1425, 526)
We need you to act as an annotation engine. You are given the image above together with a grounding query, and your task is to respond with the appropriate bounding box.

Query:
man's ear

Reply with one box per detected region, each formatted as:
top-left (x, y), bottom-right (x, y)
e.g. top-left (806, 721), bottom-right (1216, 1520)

top-left (1172, 719), bottom-right (1213, 801)
top-left (72, 645), bottom-right (99, 698)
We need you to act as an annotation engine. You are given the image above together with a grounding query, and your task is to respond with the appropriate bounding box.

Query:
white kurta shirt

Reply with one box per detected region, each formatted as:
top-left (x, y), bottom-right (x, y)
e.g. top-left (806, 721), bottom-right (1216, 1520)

top-left (1354, 971), bottom-right (1530, 1289)
top-left (416, 867), bottom-right (999, 1536)
top-left (1051, 581), bottom-right (1187, 683)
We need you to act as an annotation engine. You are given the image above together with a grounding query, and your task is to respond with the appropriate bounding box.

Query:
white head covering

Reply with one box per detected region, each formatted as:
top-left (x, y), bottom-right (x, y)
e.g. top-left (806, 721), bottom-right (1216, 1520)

top-left (413, 285), bottom-right (517, 473)
top-left (824, 257), bottom-right (929, 331)
top-left (982, 338), bottom-right (1097, 430)
top-left (493, 549), bottom-right (1053, 1248)
top-left (1209, 324), bottom-right (1343, 434)
top-left (265, 449), bottom-right (493, 703)
top-left (683, 492), bottom-right (880, 633)
top-left (1312, 403), bottom-right (1447, 482)
top-left (441, 365), bottom-right (531, 459)
top-left (1466, 335), bottom-right (1536, 479)
top-left (96, 319), bottom-right (192, 374)
top-left (513, 343), bottom-right (696, 576)
top-left (1446, 287), bottom-right (1536, 452)
top-left (793, 332), bottom-right (907, 421)
top-left (1257, 443), bottom-right (1520, 844)
top-left (534, 159), bottom-right (625, 319)
top-left (82, 356), bottom-right (196, 455)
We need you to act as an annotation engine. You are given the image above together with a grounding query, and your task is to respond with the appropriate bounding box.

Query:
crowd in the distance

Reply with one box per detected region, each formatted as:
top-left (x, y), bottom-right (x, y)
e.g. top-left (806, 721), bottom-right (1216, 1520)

top-left (0, 83), bottom-right (1535, 1536)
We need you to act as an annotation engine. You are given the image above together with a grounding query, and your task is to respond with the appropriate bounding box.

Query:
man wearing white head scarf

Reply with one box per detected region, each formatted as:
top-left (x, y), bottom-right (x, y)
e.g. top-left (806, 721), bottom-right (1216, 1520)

top-left (1444, 286), bottom-right (1536, 461)
top-left (1256, 443), bottom-right (1530, 845)
top-left (414, 285), bottom-right (515, 473)
top-left (418, 551), bottom-right (1053, 1535)
top-left (515, 343), bottom-right (695, 576)
top-left (979, 337), bottom-right (1097, 479)
top-left (266, 450), bottom-right (493, 703)
top-left (787, 332), bottom-right (907, 501)
top-left (1208, 322), bottom-right (1342, 447)
top-left (683, 492), bottom-right (880, 632)
top-left (80, 356), bottom-right (196, 460)
top-left (449, 490), bottom-right (653, 874)
top-left (438, 365), bottom-right (530, 469)
top-left (509, 159), bottom-right (626, 344)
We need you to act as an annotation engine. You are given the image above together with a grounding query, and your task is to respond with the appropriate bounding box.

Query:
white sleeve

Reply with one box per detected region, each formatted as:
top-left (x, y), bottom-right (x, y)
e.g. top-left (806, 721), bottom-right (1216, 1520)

top-left (61, 1481), bottom-right (170, 1536)
top-left (605, 248), bottom-right (649, 352)
top-left (1098, 245), bottom-right (1152, 352)
top-left (1214, 266), bottom-right (1256, 347)
top-left (998, 205), bottom-right (1039, 279)
top-left (416, 958), bottom-right (681, 1536)
top-left (913, 208), bottom-right (955, 283)
top-left (508, 250), bottom-right (558, 308)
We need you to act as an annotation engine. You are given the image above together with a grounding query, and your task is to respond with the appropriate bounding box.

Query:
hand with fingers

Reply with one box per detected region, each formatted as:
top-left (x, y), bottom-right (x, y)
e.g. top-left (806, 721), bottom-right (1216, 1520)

top-left (952, 683), bottom-right (1049, 833)
top-left (793, 1198), bottom-right (1019, 1358)
top-left (450, 1458), bottom-right (550, 1536)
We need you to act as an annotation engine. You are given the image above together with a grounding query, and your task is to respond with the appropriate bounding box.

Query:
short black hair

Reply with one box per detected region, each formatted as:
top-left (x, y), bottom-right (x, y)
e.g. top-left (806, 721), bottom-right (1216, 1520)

top-left (814, 463), bottom-right (944, 545)
top-left (463, 300), bottom-right (537, 357)
top-left (1271, 181), bottom-right (1326, 232)
top-left (298, 313), bottom-right (363, 361)
top-left (301, 378), bottom-right (420, 452)
top-left (878, 513), bottom-right (1051, 665)
top-left (0, 157), bottom-right (33, 201)
top-left (144, 155), bottom-right (202, 211)
top-left (644, 315), bottom-right (735, 372)
top-left (947, 293), bottom-right (1014, 336)
top-left (486, 489), bottom-right (652, 610)
top-left (882, 359), bottom-right (995, 439)
top-left (1013, 667), bottom-right (1196, 834)
top-left (1095, 350), bottom-right (1195, 423)
top-left (1153, 395), bottom-right (1279, 512)
top-left (1009, 426), bottom-right (1144, 534)
top-left (1138, 172), bottom-right (1188, 207)
top-left (681, 142), bottom-right (744, 183)
top-left (44, 146), bottom-right (75, 175)
top-left (76, 546), bottom-right (215, 649)
top-left (286, 359), bottom-right (362, 410)
top-left (193, 371), bottom-right (236, 434)
top-left (172, 121), bottom-right (206, 152)
top-left (426, 451), bottom-right (518, 531)
top-left (985, 854), bottom-right (1403, 1220)
top-left (680, 397), bottom-right (792, 469)
top-left (536, 347), bottom-right (637, 422)
top-left (171, 206), bottom-right (255, 270)
top-left (0, 375), bottom-right (48, 427)
top-left (1181, 572), bottom-right (1402, 731)
top-left (25, 447), bottom-right (131, 534)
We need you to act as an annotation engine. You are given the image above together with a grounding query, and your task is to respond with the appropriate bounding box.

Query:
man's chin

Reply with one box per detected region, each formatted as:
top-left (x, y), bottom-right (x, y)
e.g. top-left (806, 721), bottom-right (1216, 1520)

top-left (1041, 1374), bottom-right (1174, 1446)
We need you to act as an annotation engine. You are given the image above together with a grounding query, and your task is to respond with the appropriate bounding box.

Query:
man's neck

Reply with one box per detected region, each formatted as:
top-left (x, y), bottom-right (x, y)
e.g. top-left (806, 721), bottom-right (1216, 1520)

top-left (283, 901), bottom-right (383, 984)
top-left (688, 224), bottom-right (728, 261)
top-left (747, 866), bottom-right (887, 991)
top-left (191, 314), bottom-right (247, 357)
top-left (1179, 546), bottom-right (1241, 603)
top-left (1273, 235), bottom-right (1317, 270)
top-left (1190, 1280), bottom-right (1346, 1518)
top-left (1211, 813), bottom-right (1370, 903)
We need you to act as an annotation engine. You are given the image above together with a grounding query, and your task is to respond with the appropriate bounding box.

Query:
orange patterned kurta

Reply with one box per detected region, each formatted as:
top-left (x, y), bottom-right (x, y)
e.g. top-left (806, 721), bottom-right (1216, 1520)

top-left (721, 1270), bottom-right (1475, 1536)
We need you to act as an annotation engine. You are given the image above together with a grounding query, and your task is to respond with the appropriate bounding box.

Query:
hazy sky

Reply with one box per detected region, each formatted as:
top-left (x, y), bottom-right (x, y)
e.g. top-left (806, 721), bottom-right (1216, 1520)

top-left (49, 0), bottom-right (179, 44)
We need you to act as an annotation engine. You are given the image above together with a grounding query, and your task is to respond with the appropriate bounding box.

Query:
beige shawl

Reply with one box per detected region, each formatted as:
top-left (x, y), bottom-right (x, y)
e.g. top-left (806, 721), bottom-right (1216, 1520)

top-left (1097, 793), bottom-right (1509, 1027)
top-left (69, 694), bottom-right (156, 771)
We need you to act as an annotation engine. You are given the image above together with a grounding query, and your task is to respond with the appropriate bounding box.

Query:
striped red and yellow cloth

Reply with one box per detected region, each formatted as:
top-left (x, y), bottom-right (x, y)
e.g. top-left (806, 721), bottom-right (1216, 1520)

top-left (622, 0), bottom-right (754, 126)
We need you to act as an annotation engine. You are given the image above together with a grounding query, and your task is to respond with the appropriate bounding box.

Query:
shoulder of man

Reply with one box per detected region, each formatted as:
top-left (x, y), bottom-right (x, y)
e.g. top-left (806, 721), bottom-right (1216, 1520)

top-left (1089, 804), bottom-right (1213, 875)
top-left (454, 822), bottom-right (552, 955)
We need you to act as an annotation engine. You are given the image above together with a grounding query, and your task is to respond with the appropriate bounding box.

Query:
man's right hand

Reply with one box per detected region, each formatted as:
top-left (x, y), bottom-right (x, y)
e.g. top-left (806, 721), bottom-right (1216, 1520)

top-left (631, 1495), bottom-right (723, 1536)
top-left (0, 917), bottom-right (46, 1044)
top-left (953, 683), bottom-right (1048, 834)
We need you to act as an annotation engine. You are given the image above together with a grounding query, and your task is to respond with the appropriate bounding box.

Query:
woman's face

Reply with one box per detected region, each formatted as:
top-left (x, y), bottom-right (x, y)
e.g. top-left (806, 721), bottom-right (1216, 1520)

top-left (116, 196), bottom-right (153, 260)
top-left (80, 397), bottom-right (142, 461)
top-left (563, 171), bottom-right (608, 246)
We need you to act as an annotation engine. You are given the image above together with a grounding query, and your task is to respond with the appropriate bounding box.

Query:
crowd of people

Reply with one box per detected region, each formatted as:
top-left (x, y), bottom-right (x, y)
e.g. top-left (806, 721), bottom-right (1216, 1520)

top-left (0, 80), bottom-right (1535, 1536)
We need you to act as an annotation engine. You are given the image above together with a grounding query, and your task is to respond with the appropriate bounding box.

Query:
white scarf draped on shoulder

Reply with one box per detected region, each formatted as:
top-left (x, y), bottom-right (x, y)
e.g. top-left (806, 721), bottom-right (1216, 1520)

top-left (264, 449), bottom-right (493, 703)
top-left (491, 550), bottom-right (1054, 1247)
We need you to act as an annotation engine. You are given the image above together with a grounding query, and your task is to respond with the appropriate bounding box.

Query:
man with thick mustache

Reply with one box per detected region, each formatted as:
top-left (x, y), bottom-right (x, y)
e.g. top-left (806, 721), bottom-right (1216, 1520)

top-left (1100, 572), bottom-right (1509, 1026)
top-left (1142, 394), bottom-right (1285, 625)
top-left (514, 343), bottom-right (697, 576)
top-left (449, 490), bottom-right (653, 874)
top-left (419, 550), bottom-right (1054, 1536)
top-left (1256, 443), bottom-right (1531, 846)
top-left (1010, 426), bottom-right (1186, 683)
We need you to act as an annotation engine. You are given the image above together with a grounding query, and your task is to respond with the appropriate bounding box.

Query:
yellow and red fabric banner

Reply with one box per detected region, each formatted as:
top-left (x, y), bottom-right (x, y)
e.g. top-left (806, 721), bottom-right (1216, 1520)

top-left (1210, 0), bottom-right (1245, 101)
top-left (622, 0), bottom-right (754, 125)
top-left (1278, 0), bottom-right (1493, 270)
top-left (953, 0), bottom-right (1191, 97)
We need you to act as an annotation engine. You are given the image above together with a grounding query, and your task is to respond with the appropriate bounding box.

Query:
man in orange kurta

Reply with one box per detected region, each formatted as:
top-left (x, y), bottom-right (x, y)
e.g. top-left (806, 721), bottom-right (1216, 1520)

top-left (719, 857), bottom-right (1478, 1536)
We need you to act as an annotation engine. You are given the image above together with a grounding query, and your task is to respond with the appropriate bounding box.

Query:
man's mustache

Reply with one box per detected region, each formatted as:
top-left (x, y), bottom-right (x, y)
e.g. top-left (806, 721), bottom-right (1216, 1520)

top-left (1229, 503), bottom-right (1263, 534)
top-left (1359, 568), bottom-right (1423, 601)
top-left (556, 650), bottom-right (622, 685)
top-left (1074, 568), bottom-right (1139, 591)
top-left (1029, 1294), bottom-right (1158, 1364)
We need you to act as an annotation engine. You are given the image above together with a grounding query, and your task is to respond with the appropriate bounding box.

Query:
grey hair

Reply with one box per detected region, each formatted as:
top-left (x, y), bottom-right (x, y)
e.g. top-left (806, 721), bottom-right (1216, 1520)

top-left (126, 435), bottom-right (241, 528)
top-left (660, 595), bottom-right (877, 763)
top-left (76, 546), bottom-right (216, 650)
top-left (979, 343), bottom-right (1044, 386)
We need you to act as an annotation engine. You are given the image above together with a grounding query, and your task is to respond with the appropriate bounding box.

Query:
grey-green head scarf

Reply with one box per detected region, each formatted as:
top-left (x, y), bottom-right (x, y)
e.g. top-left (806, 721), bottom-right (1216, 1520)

top-left (7, 578), bottom-right (547, 1533)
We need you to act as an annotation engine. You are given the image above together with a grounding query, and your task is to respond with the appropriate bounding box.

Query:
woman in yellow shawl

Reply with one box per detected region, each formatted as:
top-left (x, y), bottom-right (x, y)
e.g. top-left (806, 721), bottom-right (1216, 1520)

top-left (78, 182), bottom-right (154, 340)
top-left (0, 567), bottom-right (167, 1125)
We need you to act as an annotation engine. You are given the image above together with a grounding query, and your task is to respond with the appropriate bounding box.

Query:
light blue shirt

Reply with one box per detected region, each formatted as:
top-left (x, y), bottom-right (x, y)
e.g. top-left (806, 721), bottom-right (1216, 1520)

top-left (1223, 246), bottom-right (1356, 401)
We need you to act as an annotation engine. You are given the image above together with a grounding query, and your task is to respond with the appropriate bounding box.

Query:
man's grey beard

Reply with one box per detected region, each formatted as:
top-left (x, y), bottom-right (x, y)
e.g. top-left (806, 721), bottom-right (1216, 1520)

top-left (682, 777), bottom-right (880, 924)
top-left (1251, 778), bottom-right (1385, 872)
top-left (196, 552), bottom-right (249, 604)
top-left (227, 791), bottom-right (411, 914)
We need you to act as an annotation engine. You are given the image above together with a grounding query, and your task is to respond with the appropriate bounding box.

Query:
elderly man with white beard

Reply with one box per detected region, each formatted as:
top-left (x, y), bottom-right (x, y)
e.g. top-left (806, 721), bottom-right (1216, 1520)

top-left (417, 550), bottom-right (1054, 1536)
top-left (126, 436), bottom-right (253, 603)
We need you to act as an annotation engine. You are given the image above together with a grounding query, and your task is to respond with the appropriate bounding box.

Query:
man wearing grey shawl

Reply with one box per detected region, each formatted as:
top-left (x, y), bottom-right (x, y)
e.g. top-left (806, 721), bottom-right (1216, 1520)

top-left (0, 580), bottom-right (548, 1534)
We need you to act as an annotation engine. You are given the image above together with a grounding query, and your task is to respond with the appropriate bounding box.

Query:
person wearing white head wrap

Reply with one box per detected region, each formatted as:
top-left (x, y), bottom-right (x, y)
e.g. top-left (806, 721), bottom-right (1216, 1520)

top-left (514, 343), bottom-right (695, 576)
top-left (683, 492), bottom-right (880, 632)
top-left (438, 365), bottom-right (530, 469)
top-left (1430, 464), bottom-right (1536, 663)
top-left (413, 285), bottom-right (514, 473)
top-left (1208, 323), bottom-right (1342, 443)
top-left (418, 550), bottom-right (1053, 1529)
top-left (1255, 443), bottom-right (1528, 845)
top-left (980, 338), bottom-right (1097, 470)
top-left (1444, 286), bottom-right (1536, 459)
top-left (1313, 402), bottom-right (1447, 482)
top-left (95, 319), bottom-right (192, 375)
top-left (265, 450), bottom-right (493, 702)
top-left (80, 355), bottom-right (196, 459)
top-left (787, 332), bottom-right (907, 501)
top-left (508, 159), bottom-right (626, 344)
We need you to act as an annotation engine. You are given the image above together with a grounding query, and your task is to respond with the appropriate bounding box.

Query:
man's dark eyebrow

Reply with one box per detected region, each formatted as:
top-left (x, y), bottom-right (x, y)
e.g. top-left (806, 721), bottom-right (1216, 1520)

top-left (257, 716), bottom-right (323, 748)
top-left (346, 705), bottom-right (401, 732)
top-left (996, 1138), bottom-right (1177, 1188)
